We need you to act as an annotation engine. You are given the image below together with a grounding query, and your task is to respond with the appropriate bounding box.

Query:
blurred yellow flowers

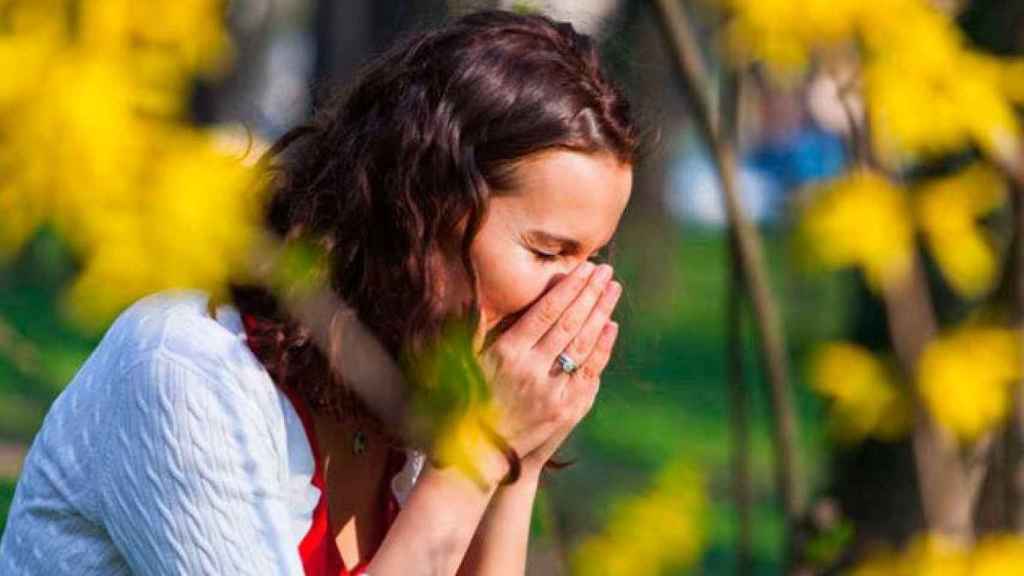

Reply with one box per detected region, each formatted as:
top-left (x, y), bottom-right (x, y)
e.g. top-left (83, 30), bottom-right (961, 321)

top-left (430, 401), bottom-right (505, 489)
top-left (809, 325), bottom-right (1024, 446)
top-left (810, 342), bottom-right (912, 443)
top-left (914, 164), bottom-right (1008, 299)
top-left (720, 0), bottom-right (1024, 165)
top-left (799, 171), bottom-right (914, 292)
top-left (801, 164), bottom-right (1009, 300)
top-left (0, 0), bottom-right (263, 329)
top-left (864, 34), bottom-right (1024, 166)
top-left (572, 458), bottom-right (706, 576)
top-left (406, 321), bottom-right (505, 487)
top-left (971, 535), bottom-right (1024, 576)
top-left (64, 135), bottom-right (263, 326)
top-left (852, 533), bottom-right (1024, 576)
top-left (918, 326), bottom-right (1022, 442)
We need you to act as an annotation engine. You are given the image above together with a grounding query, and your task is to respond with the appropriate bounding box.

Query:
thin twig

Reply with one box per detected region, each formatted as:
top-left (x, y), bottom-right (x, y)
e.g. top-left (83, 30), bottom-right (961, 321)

top-left (1002, 155), bottom-right (1024, 531)
top-left (651, 0), bottom-right (804, 531)
top-left (723, 68), bottom-right (753, 576)
top-left (727, 230), bottom-right (754, 574)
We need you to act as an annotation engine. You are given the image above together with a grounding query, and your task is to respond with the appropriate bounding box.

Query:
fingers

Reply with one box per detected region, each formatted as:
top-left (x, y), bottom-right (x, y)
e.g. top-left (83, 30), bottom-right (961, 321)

top-left (559, 279), bottom-right (621, 367)
top-left (533, 264), bottom-right (614, 360)
top-left (499, 261), bottom-right (596, 350)
top-left (578, 320), bottom-right (619, 382)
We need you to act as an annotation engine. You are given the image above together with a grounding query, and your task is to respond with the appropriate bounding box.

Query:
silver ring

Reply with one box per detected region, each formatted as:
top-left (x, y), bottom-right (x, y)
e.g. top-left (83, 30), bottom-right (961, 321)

top-left (556, 353), bottom-right (579, 375)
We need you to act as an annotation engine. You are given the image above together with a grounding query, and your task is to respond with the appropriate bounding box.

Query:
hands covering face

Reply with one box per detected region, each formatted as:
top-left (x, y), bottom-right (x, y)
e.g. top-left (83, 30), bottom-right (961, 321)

top-left (479, 261), bottom-right (622, 476)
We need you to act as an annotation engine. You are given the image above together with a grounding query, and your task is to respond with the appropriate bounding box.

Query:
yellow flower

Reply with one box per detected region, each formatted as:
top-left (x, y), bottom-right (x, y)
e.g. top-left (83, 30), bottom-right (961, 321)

top-left (572, 459), bottom-right (705, 576)
top-left (430, 401), bottom-right (505, 489)
top-left (0, 51), bottom-right (148, 257)
top-left (810, 342), bottom-right (912, 443)
top-left (865, 49), bottom-right (1022, 165)
top-left (853, 533), bottom-right (1024, 576)
top-left (917, 326), bottom-right (1022, 442)
top-left (721, 0), bottom-right (1024, 164)
top-left (972, 535), bottom-right (1024, 576)
top-left (903, 535), bottom-right (971, 576)
top-left (63, 134), bottom-right (263, 328)
top-left (0, 0), bottom-right (256, 328)
top-left (799, 171), bottom-right (914, 292)
top-left (914, 164), bottom-right (1007, 298)
top-left (852, 534), bottom-right (969, 576)
top-left (78, 0), bottom-right (232, 77)
top-left (405, 321), bottom-right (504, 486)
top-left (859, 3), bottom-right (1022, 164)
top-left (721, 0), bottom-right (864, 74)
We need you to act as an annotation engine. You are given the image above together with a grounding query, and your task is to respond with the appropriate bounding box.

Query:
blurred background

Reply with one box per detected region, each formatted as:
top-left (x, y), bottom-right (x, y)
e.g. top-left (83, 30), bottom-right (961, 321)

top-left (3, 0), bottom-right (1024, 574)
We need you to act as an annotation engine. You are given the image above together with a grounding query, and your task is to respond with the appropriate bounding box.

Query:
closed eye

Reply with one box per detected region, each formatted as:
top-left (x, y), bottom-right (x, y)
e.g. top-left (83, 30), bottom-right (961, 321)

top-left (530, 245), bottom-right (610, 264)
top-left (530, 248), bottom-right (560, 262)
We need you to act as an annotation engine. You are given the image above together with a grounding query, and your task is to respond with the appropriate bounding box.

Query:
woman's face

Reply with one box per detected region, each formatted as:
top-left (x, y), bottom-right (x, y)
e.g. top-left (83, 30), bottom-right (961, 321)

top-left (461, 149), bottom-right (633, 346)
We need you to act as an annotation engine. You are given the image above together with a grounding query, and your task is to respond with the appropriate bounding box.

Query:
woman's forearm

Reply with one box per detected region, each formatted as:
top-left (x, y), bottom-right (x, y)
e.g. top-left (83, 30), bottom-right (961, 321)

top-left (367, 452), bottom-right (508, 576)
top-left (457, 471), bottom-right (540, 576)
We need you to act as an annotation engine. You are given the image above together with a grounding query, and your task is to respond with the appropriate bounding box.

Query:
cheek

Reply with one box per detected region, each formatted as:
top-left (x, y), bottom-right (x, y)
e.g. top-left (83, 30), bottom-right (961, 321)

top-left (472, 247), bottom-right (551, 329)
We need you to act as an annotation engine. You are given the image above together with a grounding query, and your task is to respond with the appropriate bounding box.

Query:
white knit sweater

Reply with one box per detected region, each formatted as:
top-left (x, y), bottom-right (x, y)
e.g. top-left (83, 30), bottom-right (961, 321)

top-left (0, 290), bottom-right (423, 575)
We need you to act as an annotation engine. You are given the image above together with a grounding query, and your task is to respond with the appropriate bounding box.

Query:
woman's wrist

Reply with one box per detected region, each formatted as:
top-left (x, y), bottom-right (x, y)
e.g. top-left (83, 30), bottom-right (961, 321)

top-left (429, 440), bottom-right (511, 493)
top-left (513, 457), bottom-right (542, 483)
top-left (476, 441), bottom-right (514, 490)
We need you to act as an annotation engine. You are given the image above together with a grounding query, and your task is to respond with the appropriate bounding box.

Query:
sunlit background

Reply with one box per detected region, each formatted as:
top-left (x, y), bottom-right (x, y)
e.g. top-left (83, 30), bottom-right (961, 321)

top-left (3, 0), bottom-right (1024, 574)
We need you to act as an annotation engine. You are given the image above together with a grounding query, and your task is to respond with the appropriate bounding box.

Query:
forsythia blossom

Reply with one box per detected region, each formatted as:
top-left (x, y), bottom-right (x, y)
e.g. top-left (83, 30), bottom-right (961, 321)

top-left (917, 326), bottom-right (1022, 442)
top-left (720, 0), bottom-right (1024, 164)
top-left (810, 342), bottom-right (911, 443)
top-left (799, 171), bottom-right (914, 292)
top-left (853, 533), bottom-right (1024, 576)
top-left (571, 458), bottom-right (706, 576)
top-left (0, 0), bottom-right (262, 329)
top-left (913, 164), bottom-right (1008, 299)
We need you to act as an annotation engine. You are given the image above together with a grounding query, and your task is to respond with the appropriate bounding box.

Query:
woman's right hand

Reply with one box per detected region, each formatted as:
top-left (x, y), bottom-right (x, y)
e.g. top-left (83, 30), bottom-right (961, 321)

top-left (478, 261), bottom-right (621, 467)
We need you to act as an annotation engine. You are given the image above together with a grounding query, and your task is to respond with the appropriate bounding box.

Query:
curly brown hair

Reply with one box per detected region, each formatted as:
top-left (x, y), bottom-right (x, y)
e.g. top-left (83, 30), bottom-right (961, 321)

top-left (231, 9), bottom-right (638, 429)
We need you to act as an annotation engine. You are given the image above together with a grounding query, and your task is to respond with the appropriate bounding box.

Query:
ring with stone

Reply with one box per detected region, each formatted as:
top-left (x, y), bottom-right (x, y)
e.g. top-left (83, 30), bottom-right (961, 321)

top-left (556, 352), bottom-right (579, 375)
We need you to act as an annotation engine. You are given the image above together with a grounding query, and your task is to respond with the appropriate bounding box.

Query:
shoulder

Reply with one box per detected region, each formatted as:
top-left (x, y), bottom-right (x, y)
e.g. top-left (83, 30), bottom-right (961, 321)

top-left (110, 290), bottom-right (245, 378)
top-left (104, 290), bottom-right (279, 409)
top-left (93, 290), bottom-right (288, 462)
top-left (93, 291), bottom-right (292, 492)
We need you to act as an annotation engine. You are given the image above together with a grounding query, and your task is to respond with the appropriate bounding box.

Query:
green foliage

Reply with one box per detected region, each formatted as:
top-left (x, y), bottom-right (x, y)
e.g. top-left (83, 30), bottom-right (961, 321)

top-left (0, 476), bottom-right (15, 533)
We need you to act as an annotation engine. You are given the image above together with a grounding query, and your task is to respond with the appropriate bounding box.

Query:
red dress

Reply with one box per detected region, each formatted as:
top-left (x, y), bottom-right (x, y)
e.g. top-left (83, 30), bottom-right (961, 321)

top-left (276, 378), bottom-right (404, 576)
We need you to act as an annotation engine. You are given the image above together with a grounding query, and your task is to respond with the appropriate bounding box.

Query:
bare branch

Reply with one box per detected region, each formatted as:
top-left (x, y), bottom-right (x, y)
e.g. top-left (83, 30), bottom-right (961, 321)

top-left (651, 0), bottom-right (804, 541)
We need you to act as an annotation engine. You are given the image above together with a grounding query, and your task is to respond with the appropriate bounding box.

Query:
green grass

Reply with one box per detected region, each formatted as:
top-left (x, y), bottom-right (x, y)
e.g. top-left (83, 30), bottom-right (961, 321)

top-left (1, 476), bottom-right (15, 535)
top-left (0, 229), bottom-right (98, 441)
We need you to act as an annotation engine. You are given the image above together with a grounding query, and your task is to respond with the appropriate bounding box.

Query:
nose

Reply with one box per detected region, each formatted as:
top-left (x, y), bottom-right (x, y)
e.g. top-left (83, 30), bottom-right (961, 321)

top-left (539, 258), bottom-right (589, 300)
top-left (556, 258), bottom-right (593, 283)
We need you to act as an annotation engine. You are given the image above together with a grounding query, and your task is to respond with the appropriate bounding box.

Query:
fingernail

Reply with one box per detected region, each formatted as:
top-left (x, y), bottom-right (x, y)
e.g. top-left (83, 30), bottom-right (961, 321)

top-left (605, 281), bottom-right (622, 297)
top-left (594, 264), bottom-right (613, 283)
top-left (579, 261), bottom-right (596, 276)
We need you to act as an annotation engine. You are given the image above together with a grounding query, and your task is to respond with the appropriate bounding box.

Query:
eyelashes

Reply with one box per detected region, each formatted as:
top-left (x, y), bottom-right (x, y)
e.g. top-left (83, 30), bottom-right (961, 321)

top-left (530, 249), bottom-right (560, 263)
top-left (530, 248), bottom-right (608, 264)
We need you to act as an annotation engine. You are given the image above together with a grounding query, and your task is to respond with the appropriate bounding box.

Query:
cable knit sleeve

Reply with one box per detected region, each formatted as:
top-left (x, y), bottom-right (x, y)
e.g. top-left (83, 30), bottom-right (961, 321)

top-left (98, 349), bottom-right (304, 575)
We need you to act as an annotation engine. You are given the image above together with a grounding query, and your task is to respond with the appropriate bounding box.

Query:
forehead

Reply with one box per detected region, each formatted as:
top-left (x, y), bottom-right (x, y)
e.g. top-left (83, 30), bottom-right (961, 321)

top-left (495, 150), bottom-right (633, 246)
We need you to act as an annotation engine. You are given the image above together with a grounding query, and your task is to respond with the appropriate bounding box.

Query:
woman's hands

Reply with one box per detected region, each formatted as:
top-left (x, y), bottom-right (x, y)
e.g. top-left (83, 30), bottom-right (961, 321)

top-left (479, 262), bottom-right (622, 479)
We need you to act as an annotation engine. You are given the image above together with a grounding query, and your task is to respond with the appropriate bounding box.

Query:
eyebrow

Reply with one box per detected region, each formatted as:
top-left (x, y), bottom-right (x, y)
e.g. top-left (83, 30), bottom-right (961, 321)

top-left (525, 230), bottom-right (582, 252)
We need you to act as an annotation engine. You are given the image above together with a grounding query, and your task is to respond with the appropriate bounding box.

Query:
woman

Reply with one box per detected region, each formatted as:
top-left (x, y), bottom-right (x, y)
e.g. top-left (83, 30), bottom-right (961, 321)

top-left (0, 9), bottom-right (636, 575)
